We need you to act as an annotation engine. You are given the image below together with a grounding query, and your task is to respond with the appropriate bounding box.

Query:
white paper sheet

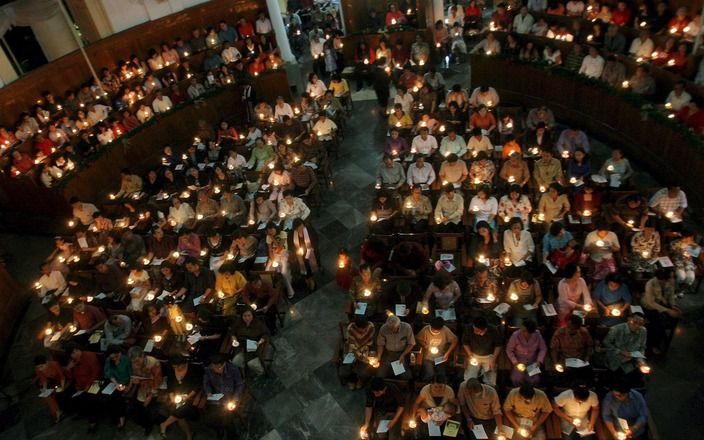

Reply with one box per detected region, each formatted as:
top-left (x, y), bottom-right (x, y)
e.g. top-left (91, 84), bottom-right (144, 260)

top-left (391, 360), bottom-right (406, 376)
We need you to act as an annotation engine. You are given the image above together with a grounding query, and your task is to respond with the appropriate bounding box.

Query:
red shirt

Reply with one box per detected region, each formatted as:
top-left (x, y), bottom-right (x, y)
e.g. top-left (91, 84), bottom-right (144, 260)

top-left (392, 46), bottom-right (409, 66)
top-left (13, 153), bottom-right (34, 174)
top-left (677, 107), bottom-right (704, 134)
top-left (668, 17), bottom-right (689, 33)
top-left (237, 22), bottom-right (255, 38)
top-left (611, 8), bottom-right (632, 26)
top-left (385, 11), bottom-right (406, 26)
top-left (248, 61), bottom-right (265, 75)
top-left (66, 351), bottom-right (100, 390)
top-left (112, 122), bottom-right (127, 138)
top-left (466, 6), bottom-right (481, 19)
top-left (355, 47), bottom-right (376, 64)
top-left (73, 305), bottom-right (106, 330)
top-left (35, 138), bottom-right (55, 156)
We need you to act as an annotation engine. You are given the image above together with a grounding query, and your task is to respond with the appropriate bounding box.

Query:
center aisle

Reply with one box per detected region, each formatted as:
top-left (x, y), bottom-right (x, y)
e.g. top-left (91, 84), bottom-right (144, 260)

top-left (250, 100), bottom-right (392, 440)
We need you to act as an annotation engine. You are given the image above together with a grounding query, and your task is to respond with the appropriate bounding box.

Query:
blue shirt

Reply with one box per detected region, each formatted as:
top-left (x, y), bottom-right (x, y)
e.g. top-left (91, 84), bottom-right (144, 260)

top-left (542, 230), bottom-right (574, 257)
top-left (601, 390), bottom-right (648, 438)
top-left (592, 280), bottom-right (631, 325)
top-left (218, 26), bottom-right (238, 43)
top-left (202, 362), bottom-right (245, 401)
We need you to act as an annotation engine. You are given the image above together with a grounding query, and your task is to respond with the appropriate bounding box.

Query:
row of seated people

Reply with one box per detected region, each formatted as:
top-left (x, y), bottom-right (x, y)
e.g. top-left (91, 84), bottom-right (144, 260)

top-left (466, 30), bottom-right (704, 132)
top-left (1, 10), bottom-right (288, 183)
top-left (28, 96), bottom-right (346, 433)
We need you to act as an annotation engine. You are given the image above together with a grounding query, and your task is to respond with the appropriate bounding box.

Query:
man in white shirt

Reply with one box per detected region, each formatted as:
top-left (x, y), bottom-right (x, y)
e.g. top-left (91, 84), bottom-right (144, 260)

top-left (151, 91), bottom-right (173, 114)
top-left (579, 46), bottom-right (605, 78)
top-left (553, 384), bottom-right (599, 435)
top-left (255, 13), bottom-right (273, 34)
top-left (221, 42), bottom-right (242, 64)
top-left (528, 0), bottom-right (548, 12)
top-left (467, 128), bottom-right (493, 155)
top-left (393, 86), bottom-right (415, 114)
top-left (407, 155), bottom-right (436, 187)
top-left (274, 96), bottom-right (294, 121)
top-left (513, 7), bottom-right (535, 34)
top-left (168, 198), bottom-right (195, 231)
top-left (187, 78), bottom-right (206, 100)
top-left (628, 31), bottom-right (654, 59)
top-left (38, 262), bottom-right (67, 298)
top-left (665, 80), bottom-right (692, 111)
top-left (86, 104), bottom-right (111, 126)
top-left (440, 130), bottom-right (467, 158)
top-left (411, 127), bottom-right (438, 155)
top-left (312, 113), bottom-right (338, 141)
top-left (469, 86), bottom-right (500, 108)
top-left (70, 197), bottom-right (98, 226)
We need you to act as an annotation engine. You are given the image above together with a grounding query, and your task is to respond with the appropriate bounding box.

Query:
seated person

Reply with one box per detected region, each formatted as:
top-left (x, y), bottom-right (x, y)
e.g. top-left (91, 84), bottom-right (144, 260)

top-left (230, 306), bottom-right (271, 376)
top-left (202, 353), bottom-right (245, 434)
top-left (592, 273), bottom-right (631, 326)
top-left (468, 186), bottom-right (498, 228)
top-left (376, 155), bottom-right (406, 190)
top-left (361, 378), bottom-right (405, 440)
top-left (557, 264), bottom-right (593, 325)
top-left (601, 384), bottom-right (649, 440)
top-left (583, 219), bottom-right (620, 280)
top-left (550, 314), bottom-right (594, 384)
top-left (642, 268), bottom-right (680, 354)
top-left (461, 316), bottom-right (502, 386)
top-left (533, 148), bottom-right (563, 190)
top-left (369, 191), bottom-right (399, 235)
top-left (503, 384), bottom-right (553, 440)
top-left (469, 151), bottom-right (496, 186)
top-left (339, 316), bottom-right (376, 389)
top-left (375, 315), bottom-right (415, 380)
top-left (416, 317), bottom-right (459, 381)
top-left (458, 378), bottom-right (504, 436)
top-left (505, 271), bottom-right (542, 326)
top-left (538, 183), bottom-right (571, 224)
top-left (410, 376), bottom-right (459, 434)
top-left (553, 382), bottom-right (599, 436)
top-left (438, 154), bottom-right (468, 188)
top-left (439, 130), bottom-right (467, 158)
top-left (422, 272), bottom-right (461, 312)
top-left (104, 314), bottom-right (134, 346)
top-left (498, 185), bottom-right (532, 226)
top-left (506, 319), bottom-right (547, 385)
top-left (503, 218), bottom-right (535, 272)
top-left (159, 355), bottom-right (202, 439)
top-left (602, 313), bottom-right (648, 384)
top-left (434, 185), bottom-right (464, 232)
top-left (348, 263), bottom-right (382, 318)
top-left (401, 186), bottom-right (433, 232)
top-left (406, 155), bottom-right (435, 189)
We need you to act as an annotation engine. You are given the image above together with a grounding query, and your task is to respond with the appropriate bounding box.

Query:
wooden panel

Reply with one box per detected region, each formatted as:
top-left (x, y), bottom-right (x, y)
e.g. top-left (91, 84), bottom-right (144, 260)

top-left (0, 264), bottom-right (26, 355)
top-left (341, 29), bottom-right (431, 62)
top-left (470, 55), bottom-right (704, 206)
top-left (341, 0), bottom-right (427, 35)
top-left (0, 0), bottom-right (265, 126)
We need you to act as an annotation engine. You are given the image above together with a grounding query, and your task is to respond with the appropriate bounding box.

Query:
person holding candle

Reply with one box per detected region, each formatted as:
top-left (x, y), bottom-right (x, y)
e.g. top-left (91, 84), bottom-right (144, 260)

top-left (538, 183), bottom-right (571, 225)
top-left (503, 218), bottom-right (535, 274)
top-left (458, 378), bottom-right (504, 435)
top-left (503, 384), bottom-right (553, 440)
top-left (592, 273), bottom-right (632, 326)
top-left (385, 127), bottom-right (409, 158)
top-left (103, 345), bottom-right (131, 429)
top-left (469, 151), bottom-right (496, 188)
top-left (289, 218), bottom-right (319, 291)
top-left (557, 264), bottom-right (594, 326)
top-left (506, 271), bottom-right (542, 326)
top-left (499, 152), bottom-right (531, 187)
top-left (550, 314), bottom-right (594, 384)
top-left (642, 268), bottom-right (680, 354)
top-left (627, 219), bottom-right (661, 273)
top-left (461, 316), bottom-right (502, 385)
top-left (534, 148), bottom-right (563, 190)
top-left (583, 219), bottom-right (620, 280)
top-left (553, 382), bottom-right (599, 437)
top-left (422, 272), bottom-right (461, 313)
top-left (376, 155), bottom-right (406, 191)
top-left (668, 229), bottom-right (700, 293)
top-left (64, 343), bottom-right (102, 433)
top-left (648, 184), bottom-right (688, 231)
top-left (369, 191), bottom-right (399, 234)
top-left (417, 317), bottom-right (458, 381)
top-left (339, 316), bottom-right (376, 389)
top-left (410, 376), bottom-right (458, 432)
top-left (469, 186), bottom-right (498, 229)
top-left (438, 153), bottom-right (468, 189)
top-left (601, 383), bottom-right (649, 440)
top-left (434, 184), bottom-right (465, 232)
top-left (160, 355), bottom-right (203, 440)
top-left (349, 263), bottom-right (382, 319)
top-left (34, 354), bottom-right (66, 424)
top-left (566, 148), bottom-right (591, 182)
top-left (506, 318), bottom-right (547, 385)
top-left (361, 377), bottom-right (405, 440)
top-left (230, 306), bottom-right (271, 376)
top-left (602, 313), bottom-right (648, 385)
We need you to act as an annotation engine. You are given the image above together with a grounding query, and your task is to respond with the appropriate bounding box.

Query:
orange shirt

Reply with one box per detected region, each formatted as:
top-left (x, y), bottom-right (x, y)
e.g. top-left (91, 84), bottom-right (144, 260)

top-left (502, 141), bottom-right (522, 159)
top-left (470, 112), bottom-right (496, 130)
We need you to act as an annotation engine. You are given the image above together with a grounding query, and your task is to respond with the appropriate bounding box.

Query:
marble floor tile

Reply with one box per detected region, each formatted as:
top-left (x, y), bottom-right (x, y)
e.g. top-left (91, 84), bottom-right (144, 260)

top-left (261, 389), bottom-right (304, 428)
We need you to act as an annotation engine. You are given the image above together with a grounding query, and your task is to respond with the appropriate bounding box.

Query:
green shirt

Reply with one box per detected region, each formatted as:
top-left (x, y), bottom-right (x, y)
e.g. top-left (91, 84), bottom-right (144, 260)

top-left (603, 322), bottom-right (646, 373)
top-left (104, 355), bottom-right (132, 385)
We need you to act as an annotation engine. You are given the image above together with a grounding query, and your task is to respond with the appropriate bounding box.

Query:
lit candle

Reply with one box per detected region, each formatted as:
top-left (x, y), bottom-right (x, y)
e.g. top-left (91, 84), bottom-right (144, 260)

top-left (196, 214), bottom-right (204, 220)
top-left (185, 322), bottom-right (194, 331)
top-left (555, 363), bottom-right (564, 372)
top-left (200, 249), bottom-right (208, 257)
top-left (408, 419), bottom-right (417, 429)
top-left (516, 363), bottom-right (526, 372)
top-left (510, 292), bottom-right (519, 301)
top-left (539, 186), bottom-right (546, 193)
top-left (370, 212), bottom-right (378, 222)
top-left (172, 251), bottom-right (180, 258)
top-left (227, 401), bottom-right (237, 411)
top-left (622, 81), bottom-right (630, 88)
top-left (583, 304), bottom-right (593, 312)
top-left (508, 175), bottom-right (516, 183)
top-left (611, 308), bottom-right (621, 317)
top-left (486, 293), bottom-right (495, 302)
top-left (175, 315), bottom-right (183, 323)
top-left (429, 346), bottom-right (439, 355)
top-left (44, 327), bottom-right (53, 336)
top-left (68, 220), bottom-right (75, 228)
top-left (667, 59), bottom-right (676, 67)
top-left (639, 363), bottom-right (651, 374)
top-left (583, 210), bottom-right (592, 217)
top-left (573, 418), bottom-right (581, 427)
top-left (665, 211), bottom-right (674, 218)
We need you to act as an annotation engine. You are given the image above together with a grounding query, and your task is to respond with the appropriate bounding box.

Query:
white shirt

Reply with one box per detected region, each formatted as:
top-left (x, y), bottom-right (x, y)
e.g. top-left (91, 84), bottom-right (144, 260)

top-left (584, 230), bottom-right (620, 262)
top-left (87, 104), bottom-right (111, 125)
top-left (665, 90), bottom-right (692, 111)
top-left (579, 55), bottom-right (605, 78)
top-left (152, 96), bottom-right (173, 113)
top-left (306, 79), bottom-right (327, 99)
top-left (503, 229), bottom-right (535, 266)
top-left (440, 135), bottom-right (467, 157)
top-left (411, 135), bottom-right (438, 155)
top-left (468, 196), bottom-right (498, 223)
top-left (407, 162), bottom-right (436, 186)
top-left (274, 103), bottom-right (294, 121)
top-left (554, 389), bottom-right (599, 434)
top-left (227, 154), bottom-right (247, 170)
top-left (467, 135), bottom-right (493, 153)
top-left (168, 203), bottom-right (195, 228)
top-left (38, 271), bottom-right (66, 297)
top-left (256, 18), bottom-right (273, 34)
top-left (279, 197), bottom-right (310, 221)
top-left (629, 38), bottom-right (654, 58)
top-left (97, 130), bottom-right (114, 145)
top-left (513, 13), bottom-right (535, 33)
top-left (137, 107), bottom-right (153, 123)
top-left (393, 93), bottom-right (415, 114)
top-left (312, 118), bottom-right (337, 140)
top-left (221, 47), bottom-right (242, 64)
top-left (469, 87), bottom-right (500, 107)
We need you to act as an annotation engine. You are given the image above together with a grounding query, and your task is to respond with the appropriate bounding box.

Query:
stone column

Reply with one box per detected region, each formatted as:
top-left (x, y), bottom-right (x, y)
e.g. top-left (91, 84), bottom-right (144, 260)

top-left (266, 0), bottom-right (296, 63)
top-left (31, 9), bottom-right (79, 61)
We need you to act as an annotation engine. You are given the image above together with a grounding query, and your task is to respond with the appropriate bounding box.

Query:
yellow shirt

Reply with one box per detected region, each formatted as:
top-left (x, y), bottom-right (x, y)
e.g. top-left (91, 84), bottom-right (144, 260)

top-left (329, 79), bottom-right (350, 97)
top-left (215, 271), bottom-right (247, 297)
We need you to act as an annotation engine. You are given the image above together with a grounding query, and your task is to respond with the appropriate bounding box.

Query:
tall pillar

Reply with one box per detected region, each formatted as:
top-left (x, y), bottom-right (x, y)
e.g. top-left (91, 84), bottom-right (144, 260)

top-left (427, 0), bottom-right (444, 28)
top-left (31, 10), bottom-right (79, 61)
top-left (0, 48), bottom-right (19, 86)
top-left (266, 0), bottom-right (296, 63)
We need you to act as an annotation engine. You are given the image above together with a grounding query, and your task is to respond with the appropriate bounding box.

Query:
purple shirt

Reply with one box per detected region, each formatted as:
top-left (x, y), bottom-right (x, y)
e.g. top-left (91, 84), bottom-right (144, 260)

top-left (384, 137), bottom-right (409, 156)
top-left (506, 330), bottom-right (547, 364)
